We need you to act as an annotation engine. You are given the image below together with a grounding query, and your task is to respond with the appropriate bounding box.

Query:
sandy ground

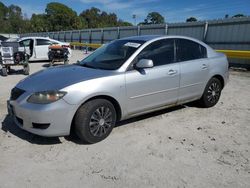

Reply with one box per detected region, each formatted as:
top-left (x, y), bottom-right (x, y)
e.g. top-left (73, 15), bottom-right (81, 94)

top-left (0, 51), bottom-right (250, 188)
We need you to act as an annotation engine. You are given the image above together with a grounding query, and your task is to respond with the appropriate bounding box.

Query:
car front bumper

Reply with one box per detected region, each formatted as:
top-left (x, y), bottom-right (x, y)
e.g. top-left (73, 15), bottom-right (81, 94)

top-left (7, 98), bottom-right (78, 137)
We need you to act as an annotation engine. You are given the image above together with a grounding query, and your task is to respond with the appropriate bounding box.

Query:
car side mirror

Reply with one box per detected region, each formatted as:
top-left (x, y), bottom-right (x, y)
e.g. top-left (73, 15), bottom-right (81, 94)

top-left (135, 59), bottom-right (154, 69)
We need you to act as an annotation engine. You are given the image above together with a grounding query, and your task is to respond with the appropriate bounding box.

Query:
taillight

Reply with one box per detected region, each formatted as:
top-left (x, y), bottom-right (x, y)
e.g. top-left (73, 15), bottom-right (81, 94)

top-left (62, 45), bottom-right (70, 48)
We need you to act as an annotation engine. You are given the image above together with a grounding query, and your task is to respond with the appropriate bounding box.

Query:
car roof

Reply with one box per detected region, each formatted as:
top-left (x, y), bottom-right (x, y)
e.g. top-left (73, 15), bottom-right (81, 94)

top-left (121, 35), bottom-right (163, 41)
top-left (19, 36), bottom-right (57, 41)
top-left (121, 35), bottom-right (206, 42)
top-left (120, 35), bottom-right (212, 49)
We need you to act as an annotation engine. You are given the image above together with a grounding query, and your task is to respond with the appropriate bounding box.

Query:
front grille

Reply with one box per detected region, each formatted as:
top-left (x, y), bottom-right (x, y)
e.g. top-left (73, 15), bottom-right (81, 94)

top-left (10, 87), bottom-right (25, 100)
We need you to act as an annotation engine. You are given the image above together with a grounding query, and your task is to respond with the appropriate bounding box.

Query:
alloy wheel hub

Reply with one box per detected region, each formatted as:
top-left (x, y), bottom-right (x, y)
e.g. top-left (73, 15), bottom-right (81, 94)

top-left (207, 82), bottom-right (220, 103)
top-left (99, 119), bottom-right (105, 126)
top-left (89, 106), bottom-right (113, 137)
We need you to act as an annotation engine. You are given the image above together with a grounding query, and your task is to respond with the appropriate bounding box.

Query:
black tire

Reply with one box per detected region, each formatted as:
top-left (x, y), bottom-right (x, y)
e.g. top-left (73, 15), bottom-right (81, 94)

top-left (74, 99), bottom-right (117, 144)
top-left (2, 67), bottom-right (7, 76)
top-left (23, 65), bottom-right (30, 75)
top-left (199, 77), bottom-right (222, 108)
top-left (7, 67), bottom-right (11, 73)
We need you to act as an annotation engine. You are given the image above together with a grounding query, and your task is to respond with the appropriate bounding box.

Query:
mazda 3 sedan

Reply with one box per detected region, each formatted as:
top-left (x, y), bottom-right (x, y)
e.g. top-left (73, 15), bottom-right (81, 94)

top-left (7, 35), bottom-right (229, 143)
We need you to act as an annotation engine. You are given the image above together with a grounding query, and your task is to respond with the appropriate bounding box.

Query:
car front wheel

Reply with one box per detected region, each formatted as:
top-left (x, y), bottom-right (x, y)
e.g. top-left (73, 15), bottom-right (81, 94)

top-left (74, 99), bottom-right (117, 144)
top-left (199, 77), bottom-right (222, 108)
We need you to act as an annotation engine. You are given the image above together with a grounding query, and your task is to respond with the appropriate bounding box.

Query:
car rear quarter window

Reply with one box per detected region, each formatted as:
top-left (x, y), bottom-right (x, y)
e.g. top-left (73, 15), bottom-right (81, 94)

top-left (36, 39), bottom-right (52, 46)
top-left (137, 39), bottom-right (175, 66)
top-left (176, 39), bottom-right (207, 62)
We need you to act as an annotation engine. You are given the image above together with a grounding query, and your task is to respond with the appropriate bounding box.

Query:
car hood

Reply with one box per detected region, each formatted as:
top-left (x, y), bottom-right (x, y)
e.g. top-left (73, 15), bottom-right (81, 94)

top-left (16, 65), bottom-right (115, 92)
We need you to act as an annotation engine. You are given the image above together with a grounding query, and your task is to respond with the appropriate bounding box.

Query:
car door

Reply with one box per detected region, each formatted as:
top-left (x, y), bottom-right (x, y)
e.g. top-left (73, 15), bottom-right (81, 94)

top-left (34, 39), bottom-right (52, 60)
top-left (18, 39), bottom-right (33, 58)
top-left (176, 39), bottom-right (209, 103)
top-left (125, 39), bottom-right (180, 115)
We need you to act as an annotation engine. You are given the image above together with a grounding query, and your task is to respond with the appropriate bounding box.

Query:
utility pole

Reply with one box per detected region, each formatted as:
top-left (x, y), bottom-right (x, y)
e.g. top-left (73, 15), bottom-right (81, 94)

top-left (132, 14), bottom-right (137, 26)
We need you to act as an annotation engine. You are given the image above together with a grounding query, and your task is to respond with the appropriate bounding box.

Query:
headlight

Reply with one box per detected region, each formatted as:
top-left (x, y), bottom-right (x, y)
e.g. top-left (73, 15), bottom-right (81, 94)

top-left (27, 91), bottom-right (67, 104)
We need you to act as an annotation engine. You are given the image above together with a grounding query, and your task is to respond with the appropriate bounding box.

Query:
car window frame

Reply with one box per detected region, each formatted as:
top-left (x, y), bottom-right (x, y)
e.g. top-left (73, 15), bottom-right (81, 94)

top-left (175, 38), bottom-right (207, 62)
top-left (127, 38), bottom-right (177, 71)
top-left (36, 39), bottom-right (52, 46)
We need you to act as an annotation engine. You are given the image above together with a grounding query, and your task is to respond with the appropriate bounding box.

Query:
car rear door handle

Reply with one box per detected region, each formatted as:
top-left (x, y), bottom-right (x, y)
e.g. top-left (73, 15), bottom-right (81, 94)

top-left (202, 64), bottom-right (208, 69)
top-left (168, 69), bottom-right (178, 75)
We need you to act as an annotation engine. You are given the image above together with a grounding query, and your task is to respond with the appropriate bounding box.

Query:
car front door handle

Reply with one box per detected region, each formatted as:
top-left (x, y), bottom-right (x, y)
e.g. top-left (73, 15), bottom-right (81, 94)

top-left (202, 64), bottom-right (208, 69)
top-left (168, 69), bottom-right (178, 75)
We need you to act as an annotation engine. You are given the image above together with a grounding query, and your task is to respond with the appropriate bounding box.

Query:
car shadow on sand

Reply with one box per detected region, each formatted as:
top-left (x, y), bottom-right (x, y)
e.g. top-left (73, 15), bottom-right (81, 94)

top-left (1, 115), bottom-right (62, 145)
top-left (1, 103), bottom-right (197, 145)
top-left (42, 63), bottom-right (65, 68)
top-left (116, 105), bottom-right (186, 127)
top-left (1, 68), bottom-right (25, 76)
top-left (66, 104), bottom-right (188, 144)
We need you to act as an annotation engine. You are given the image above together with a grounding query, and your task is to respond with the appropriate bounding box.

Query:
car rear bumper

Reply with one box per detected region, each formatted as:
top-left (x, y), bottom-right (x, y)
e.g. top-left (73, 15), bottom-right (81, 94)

top-left (7, 99), bottom-right (77, 137)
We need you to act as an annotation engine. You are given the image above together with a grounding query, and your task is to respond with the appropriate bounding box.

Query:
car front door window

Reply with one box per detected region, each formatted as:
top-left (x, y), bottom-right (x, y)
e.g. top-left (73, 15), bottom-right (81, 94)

top-left (137, 39), bottom-right (175, 67)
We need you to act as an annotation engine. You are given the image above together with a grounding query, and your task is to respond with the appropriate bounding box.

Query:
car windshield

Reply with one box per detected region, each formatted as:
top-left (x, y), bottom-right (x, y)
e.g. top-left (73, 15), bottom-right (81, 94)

top-left (79, 40), bottom-right (145, 70)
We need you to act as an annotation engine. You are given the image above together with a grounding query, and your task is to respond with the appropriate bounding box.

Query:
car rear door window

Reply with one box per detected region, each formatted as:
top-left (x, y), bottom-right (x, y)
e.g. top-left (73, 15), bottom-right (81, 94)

top-left (137, 39), bottom-right (175, 66)
top-left (36, 39), bottom-right (52, 46)
top-left (176, 39), bottom-right (207, 62)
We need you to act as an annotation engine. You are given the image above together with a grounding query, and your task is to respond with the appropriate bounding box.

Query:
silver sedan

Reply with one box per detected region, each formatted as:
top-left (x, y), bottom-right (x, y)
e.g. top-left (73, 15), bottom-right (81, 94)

top-left (7, 35), bottom-right (229, 143)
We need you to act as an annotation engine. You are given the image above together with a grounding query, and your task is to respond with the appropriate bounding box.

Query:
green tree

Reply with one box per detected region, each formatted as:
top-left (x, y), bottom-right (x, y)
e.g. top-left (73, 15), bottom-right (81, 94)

top-left (30, 14), bottom-right (49, 32)
top-left (141, 12), bottom-right (165, 25)
top-left (0, 3), bottom-right (31, 33)
top-left (0, 2), bottom-right (11, 32)
top-left (0, 2), bottom-right (132, 33)
top-left (7, 5), bottom-right (25, 33)
top-left (186, 17), bottom-right (198, 22)
top-left (45, 2), bottom-right (85, 31)
top-left (80, 7), bottom-right (102, 28)
top-left (80, 7), bottom-right (132, 28)
top-left (232, 14), bottom-right (246, 18)
top-left (0, 2), bottom-right (8, 19)
top-left (117, 20), bottom-right (133, 27)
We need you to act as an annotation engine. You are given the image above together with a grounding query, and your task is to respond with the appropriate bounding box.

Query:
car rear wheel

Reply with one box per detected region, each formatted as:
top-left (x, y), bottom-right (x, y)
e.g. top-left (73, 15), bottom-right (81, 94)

top-left (2, 67), bottom-right (7, 76)
top-left (199, 77), bottom-right (222, 108)
top-left (74, 99), bottom-right (116, 144)
top-left (23, 65), bottom-right (30, 75)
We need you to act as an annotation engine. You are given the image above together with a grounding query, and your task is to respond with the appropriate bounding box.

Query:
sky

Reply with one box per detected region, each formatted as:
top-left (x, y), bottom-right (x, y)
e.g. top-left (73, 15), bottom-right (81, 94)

top-left (2, 0), bottom-right (250, 24)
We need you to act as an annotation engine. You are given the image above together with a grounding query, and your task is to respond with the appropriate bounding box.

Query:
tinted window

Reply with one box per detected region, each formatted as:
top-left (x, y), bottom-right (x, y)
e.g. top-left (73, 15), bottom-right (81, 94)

top-left (200, 44), bottom-right (207, 58)
top-left (176, 39), bottom-right (207, 62)
top-left (137, 39), bottom-right (175, 66)
top-left (36, 39), bottom-right (52, 46)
